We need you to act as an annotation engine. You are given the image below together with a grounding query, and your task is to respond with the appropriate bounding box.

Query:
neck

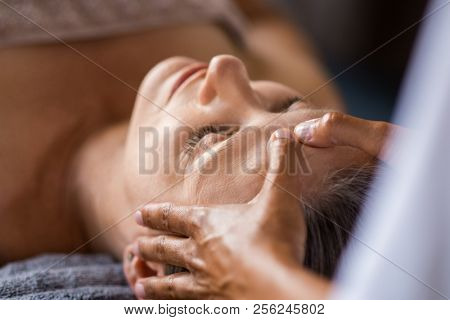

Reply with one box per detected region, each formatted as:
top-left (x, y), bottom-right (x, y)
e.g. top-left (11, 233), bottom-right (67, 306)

top-left (68, 122), bottom-right (138, 259)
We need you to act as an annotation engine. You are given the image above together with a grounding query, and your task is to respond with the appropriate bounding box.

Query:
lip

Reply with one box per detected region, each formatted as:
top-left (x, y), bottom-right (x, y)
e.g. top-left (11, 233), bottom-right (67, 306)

top-left (168, 63), bottom-right (208, 101)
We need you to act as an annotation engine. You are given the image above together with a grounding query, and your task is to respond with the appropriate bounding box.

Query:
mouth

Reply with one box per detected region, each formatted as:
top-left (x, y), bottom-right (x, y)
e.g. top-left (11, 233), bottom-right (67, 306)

top-left (168, 63), bottom-right (208, 101)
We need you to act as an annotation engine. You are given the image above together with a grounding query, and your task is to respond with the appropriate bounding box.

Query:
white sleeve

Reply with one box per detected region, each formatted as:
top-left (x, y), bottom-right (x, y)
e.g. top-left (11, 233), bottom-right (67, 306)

top-left (333, 0), bottom-right (450, 299)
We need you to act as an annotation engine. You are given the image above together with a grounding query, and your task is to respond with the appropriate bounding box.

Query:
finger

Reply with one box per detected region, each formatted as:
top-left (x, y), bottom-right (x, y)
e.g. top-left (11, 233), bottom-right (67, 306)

top-left (123, 245), bottom-right (139, 288)
top-left (257, 128), bottom-right (302, 208)
top-left (257, 130), bottom-right (307, 261)
top-left (135, 273), bottom-right (207, 299)
top-left (135, 203), bottom-right (201, 237)
top-left (134, 236), bottom-right (199, 271)
top-left (123, 245), bottom-right (164, 288)
top-left (294, 112), bottom-right (393, 159)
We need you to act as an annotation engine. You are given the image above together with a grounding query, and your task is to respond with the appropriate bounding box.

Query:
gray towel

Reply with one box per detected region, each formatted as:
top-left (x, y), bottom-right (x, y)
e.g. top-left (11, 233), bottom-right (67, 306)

top-left (0, 253), bottom-right (134, 299)
top-left (0, 0), bottom-right (246, 47)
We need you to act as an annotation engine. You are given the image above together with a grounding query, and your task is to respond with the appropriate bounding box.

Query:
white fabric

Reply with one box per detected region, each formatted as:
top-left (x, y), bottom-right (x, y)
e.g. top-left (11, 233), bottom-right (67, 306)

top-left (334, 0), bottom-right (450, 299)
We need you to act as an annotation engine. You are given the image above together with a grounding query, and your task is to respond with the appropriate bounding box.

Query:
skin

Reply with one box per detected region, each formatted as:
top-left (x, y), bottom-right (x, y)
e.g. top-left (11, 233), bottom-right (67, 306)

top-left (125, 114), bottom-right (402, 299)
top-left (73, 54), bottom-right (371, 261)
top-left (0, 3), bottom-right (394, 298)
top-left (0, 23), bottom-right (242, 263)
top-left (126, 131), bottom-right (330, 299)
top-left (0, 15), bottom-right (344, 263)
top-left (294, 112), bottom-right (406, 164)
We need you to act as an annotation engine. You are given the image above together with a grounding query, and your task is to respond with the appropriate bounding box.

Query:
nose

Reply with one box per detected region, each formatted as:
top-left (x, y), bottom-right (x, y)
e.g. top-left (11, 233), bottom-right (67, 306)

top-left (198, 55), bottom-right (258, 106)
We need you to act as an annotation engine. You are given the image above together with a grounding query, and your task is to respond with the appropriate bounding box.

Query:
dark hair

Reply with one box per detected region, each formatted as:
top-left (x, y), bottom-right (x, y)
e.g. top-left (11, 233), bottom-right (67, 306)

top-left (302, 162), bottom-right (378, 278)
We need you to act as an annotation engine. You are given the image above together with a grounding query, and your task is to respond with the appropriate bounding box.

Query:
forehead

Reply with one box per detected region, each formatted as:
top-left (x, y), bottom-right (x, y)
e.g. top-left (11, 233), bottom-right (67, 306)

top-left (301, 144), bottom-right (373, 191)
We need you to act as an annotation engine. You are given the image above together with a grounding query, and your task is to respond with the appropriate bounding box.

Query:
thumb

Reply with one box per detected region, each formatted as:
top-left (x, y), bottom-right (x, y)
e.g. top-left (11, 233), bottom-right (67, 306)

top-left (256, 128), bottom-right (302, 210)
top-left (294, 112), bottom-right (394, 160)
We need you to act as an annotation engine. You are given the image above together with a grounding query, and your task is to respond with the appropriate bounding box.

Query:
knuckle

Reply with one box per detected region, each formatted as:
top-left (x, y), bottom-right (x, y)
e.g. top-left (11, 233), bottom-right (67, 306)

top-left (160, 202), bottom-right (174, 229)
top-left (165, 275), bottom-right (176, 299)
top-left (144, 280), bottom-right (158, 299)
top-left (321, 112), bottom-right (344, 133)
top-left (155, 236), bottom-right (167, 260)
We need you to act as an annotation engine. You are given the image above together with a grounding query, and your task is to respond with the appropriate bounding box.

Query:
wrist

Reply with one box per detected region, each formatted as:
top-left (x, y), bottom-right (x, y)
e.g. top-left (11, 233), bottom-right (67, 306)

top-left (238, 247), bottom-right (330, 299)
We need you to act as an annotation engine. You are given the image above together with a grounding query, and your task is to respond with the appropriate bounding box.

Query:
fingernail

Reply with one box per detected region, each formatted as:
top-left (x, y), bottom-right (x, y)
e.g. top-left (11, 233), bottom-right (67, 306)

top-left (273, 128), bottom-right (292, 140)
top-left (134, 210), bottom-right (143, 225)
top-left (294, 121), bottom-right (316, 142)
top-left (135, 282), bottom-right (146, 299)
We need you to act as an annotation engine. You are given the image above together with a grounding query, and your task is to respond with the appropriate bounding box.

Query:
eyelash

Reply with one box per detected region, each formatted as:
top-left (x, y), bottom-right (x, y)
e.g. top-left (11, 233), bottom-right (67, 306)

top-left (184, 96), bottom-right (303, 154)
top-left (272, 96), bottom-right (304, 113)
top-left (184, 125), bottom-right (236, 154)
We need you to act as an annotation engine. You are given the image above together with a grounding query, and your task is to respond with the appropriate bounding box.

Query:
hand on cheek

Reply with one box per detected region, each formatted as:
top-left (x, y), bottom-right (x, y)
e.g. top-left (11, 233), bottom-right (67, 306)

top-left (126, 129), bottom-right (308, 299)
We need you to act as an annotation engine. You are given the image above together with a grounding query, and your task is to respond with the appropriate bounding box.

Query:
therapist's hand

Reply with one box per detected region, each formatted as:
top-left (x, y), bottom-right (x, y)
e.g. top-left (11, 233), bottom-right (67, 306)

top-left (126, 129), bottom-right (316, 299)
top-left (294, 112), bottom-right (405, 163)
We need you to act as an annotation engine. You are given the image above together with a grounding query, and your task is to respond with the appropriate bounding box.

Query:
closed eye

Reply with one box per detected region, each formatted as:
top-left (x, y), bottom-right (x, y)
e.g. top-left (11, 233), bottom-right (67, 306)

top-left (270, 96), bottom-right (304, 113)
top-left (182, 96), bottom-right (303, 157)
top-left (184, 125), bottom-right (238, 155)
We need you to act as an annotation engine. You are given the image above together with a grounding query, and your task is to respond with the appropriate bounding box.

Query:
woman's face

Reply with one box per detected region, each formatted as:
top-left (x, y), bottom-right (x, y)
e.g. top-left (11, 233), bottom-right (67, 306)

top-left (124, 55), bottom-right (369, 207)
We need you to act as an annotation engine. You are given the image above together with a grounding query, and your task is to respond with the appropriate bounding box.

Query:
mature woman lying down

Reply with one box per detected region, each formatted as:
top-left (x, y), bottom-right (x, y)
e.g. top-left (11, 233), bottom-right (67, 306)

top-left (0, 0), bottom-right (376, 280)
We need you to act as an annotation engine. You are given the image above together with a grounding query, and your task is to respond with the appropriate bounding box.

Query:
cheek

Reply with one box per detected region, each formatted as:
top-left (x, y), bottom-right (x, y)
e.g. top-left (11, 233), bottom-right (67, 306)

top-left (191, 172), bottom-right (264, 205)
top-left (124, 128), bottom-right (186, 205)
top-left (197, 136), bottom-right (269, 204)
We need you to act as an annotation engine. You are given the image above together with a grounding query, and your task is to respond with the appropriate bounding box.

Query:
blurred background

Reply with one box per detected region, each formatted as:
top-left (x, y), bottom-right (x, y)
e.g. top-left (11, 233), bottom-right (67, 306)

top-left (0, 0), bottom-right (429, 122)
top-left (271, 0), bottom-right (428, 121)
